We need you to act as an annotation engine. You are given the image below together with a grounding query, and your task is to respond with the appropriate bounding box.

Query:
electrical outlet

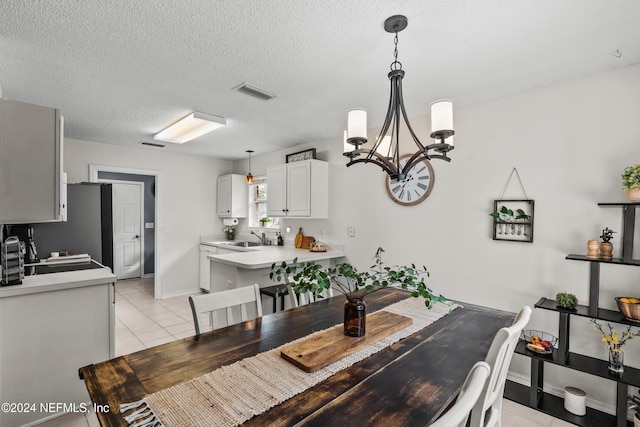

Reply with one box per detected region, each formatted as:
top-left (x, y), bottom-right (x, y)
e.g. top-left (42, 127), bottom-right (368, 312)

top-left (348, 226), bottom-right (356, 238)
top-left (163, 225), bottom-right (172, 232)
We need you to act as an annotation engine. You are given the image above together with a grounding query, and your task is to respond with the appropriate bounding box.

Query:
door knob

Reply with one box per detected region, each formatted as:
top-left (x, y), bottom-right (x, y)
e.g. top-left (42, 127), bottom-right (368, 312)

top-left (134, 235), bottom-right (140, 239)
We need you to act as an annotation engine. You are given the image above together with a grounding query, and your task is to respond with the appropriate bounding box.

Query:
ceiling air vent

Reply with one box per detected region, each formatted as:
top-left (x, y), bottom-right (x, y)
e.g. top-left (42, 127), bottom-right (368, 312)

top-left (232, 82), bottom-right (276, 101)
top-left (139, 141), bottom-right (165, 148)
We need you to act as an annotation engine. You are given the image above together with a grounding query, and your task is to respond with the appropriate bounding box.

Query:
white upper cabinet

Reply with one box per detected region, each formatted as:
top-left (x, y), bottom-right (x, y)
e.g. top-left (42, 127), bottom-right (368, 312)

top-left (267, 160), bottom-right (328, 218)
top-left (217, 174), bottom-right (248, 217)
top-left (0, 98), bottom-right (65, 223)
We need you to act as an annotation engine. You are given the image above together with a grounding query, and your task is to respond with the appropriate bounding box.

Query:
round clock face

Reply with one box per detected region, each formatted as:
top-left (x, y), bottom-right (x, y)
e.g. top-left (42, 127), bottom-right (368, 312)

top-left (385, 155), bottom-right (435, 206)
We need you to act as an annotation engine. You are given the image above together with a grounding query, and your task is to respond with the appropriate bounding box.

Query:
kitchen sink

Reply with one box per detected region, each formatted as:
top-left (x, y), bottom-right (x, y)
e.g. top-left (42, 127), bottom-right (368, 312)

top-left (220, 241), bottom-right (262, 247)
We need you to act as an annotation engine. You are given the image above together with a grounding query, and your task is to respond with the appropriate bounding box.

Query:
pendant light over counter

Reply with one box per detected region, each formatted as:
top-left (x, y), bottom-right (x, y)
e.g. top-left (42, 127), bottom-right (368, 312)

top-left (246, 150), bottom-right (254, 184)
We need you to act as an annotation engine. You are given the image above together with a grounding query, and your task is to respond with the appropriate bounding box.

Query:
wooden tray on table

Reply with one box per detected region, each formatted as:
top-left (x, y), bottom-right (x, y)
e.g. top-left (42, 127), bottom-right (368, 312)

top-left (280, 311), bottom-right (412, 372)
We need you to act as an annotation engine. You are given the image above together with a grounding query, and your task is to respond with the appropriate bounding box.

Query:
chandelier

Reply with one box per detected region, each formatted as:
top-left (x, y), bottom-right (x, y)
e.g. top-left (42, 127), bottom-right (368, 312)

top-left (343, 15), bottom-right (455, 181)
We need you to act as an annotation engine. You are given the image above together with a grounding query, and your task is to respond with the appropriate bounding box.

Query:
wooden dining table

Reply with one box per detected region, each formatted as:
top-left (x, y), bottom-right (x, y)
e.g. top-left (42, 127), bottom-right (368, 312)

top-left (79, 288), bottom-right (515, 426)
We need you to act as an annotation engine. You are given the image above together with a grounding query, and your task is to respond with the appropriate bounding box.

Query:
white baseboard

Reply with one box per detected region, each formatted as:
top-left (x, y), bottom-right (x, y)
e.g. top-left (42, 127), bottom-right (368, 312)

top-left (159, 287), bottom-right (201, 299)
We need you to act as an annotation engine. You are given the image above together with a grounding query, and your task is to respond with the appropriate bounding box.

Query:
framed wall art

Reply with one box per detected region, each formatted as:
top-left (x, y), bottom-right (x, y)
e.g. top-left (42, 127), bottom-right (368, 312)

top-left (490, 199), bottom-right (535, 243)
top-left (286, 148), bottom-right (316, 163)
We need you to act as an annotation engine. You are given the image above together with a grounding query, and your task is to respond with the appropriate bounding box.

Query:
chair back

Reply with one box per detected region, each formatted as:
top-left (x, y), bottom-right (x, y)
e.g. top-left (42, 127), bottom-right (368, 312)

top-left (430, 361), bottom-right (491, 427)
top-left (189, 284), bottom-right (263, 334)
top-left (287, 285), bottom-right (334, 308)
top-left (469, 305), bottom-right (532, 427)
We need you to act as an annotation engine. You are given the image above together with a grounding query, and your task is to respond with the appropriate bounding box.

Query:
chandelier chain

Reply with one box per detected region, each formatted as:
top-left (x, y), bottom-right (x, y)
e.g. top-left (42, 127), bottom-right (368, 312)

top-left (391, 27), bottom-right (402, 71)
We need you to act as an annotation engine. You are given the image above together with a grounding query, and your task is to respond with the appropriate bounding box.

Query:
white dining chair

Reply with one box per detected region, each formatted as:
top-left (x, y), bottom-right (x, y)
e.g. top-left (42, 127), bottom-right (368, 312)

top-left (189, 284), bottom-right (263, 334)
top-left (286, 285), bottom-right (334, 308)
top-left (469, 305), bottom-right (532, 427)
top-left (430, 361), bottom-right (491, 427)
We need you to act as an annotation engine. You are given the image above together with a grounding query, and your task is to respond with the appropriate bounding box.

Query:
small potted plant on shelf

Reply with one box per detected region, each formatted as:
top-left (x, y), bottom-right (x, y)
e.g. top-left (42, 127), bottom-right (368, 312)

top-left (270, 247), bottom-right (448, 337)
top-left (555, 292), bottom-right (578, 310)
top-left (628, 391), bottom-right (640, 426)
top-left (599, 227), bottom-right (616, 260)
top-left (622, 164), bottom-right (640, 202)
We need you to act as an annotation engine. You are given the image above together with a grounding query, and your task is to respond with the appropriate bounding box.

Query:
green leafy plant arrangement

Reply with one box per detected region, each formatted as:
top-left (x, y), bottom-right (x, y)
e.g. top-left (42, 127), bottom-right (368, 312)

top-left (489, 206), bottom-right (530, 222)
top-left (621, 164), bottom-right (640, 190)
top-left (555, 292), bottom-right (578, 310)
top-left (270, 247), bottom-right (447, 308)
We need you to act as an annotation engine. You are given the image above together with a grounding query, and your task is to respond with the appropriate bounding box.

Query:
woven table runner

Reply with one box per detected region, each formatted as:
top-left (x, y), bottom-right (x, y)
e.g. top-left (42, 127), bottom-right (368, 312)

top-left (120, 298), bottom-right (457, 427)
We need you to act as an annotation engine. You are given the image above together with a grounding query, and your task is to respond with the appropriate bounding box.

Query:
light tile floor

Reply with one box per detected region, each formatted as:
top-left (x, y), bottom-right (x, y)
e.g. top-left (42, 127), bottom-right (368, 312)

top-left (38, 278), bottom-right (573, 426)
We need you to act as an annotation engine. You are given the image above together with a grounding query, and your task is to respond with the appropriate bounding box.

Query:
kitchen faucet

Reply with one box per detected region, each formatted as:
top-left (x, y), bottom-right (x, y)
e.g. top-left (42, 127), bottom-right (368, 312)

top-left (250, 230), bottom-right (268, 245)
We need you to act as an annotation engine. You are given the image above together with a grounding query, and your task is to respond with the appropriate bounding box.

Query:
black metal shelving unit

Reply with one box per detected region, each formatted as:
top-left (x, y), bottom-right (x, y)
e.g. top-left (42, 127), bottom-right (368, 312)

top-left (505, 202), bottom-right (639, 427)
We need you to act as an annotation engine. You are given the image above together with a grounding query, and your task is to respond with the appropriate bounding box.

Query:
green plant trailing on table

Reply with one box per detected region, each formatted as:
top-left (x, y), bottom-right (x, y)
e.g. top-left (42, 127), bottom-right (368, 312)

top-left (621, 164), bottom-right (640, 190)
top-left (270, 247), bottom-right (447, 308)
top-left (555, 292), bottom-right (578, 310)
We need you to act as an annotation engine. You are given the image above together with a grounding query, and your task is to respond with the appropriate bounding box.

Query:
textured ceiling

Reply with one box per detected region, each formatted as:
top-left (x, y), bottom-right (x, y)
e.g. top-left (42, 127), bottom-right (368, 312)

top-left (1, 1), bottom-right (639, 160)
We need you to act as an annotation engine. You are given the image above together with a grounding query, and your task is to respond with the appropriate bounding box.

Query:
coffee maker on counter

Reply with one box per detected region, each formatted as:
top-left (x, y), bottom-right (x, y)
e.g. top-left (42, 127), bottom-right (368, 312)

top-left (2, 224), bottom-right (39, 264)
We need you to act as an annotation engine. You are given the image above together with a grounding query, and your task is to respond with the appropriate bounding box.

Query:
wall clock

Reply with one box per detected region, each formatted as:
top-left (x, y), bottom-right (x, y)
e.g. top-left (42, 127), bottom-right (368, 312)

top-left (385, 155), bottom-right (435, 206)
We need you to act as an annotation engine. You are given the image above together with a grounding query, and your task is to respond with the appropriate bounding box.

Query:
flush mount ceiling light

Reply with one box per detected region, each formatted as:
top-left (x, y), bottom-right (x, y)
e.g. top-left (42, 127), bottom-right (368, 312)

top-left (343, 15), bottom-right (455, 181)
top-left (154, 111), bottom-right (226, 144)
top-left (246, 149), bottom-right (254, 184)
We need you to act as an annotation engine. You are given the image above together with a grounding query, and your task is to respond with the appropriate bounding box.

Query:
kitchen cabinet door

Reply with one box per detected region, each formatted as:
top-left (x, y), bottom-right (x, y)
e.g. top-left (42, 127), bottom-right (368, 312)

top-left (0, 98), bottom-right (64, 223)
top-left (266, 164), bottom-right (287, 217)
top-left (217, 174), bottom-right (248, 217)
top-left (286, 162), bottom-right (312, 216)
top-left (266, 160), bottom-right (328, 218)
top-left (199, 245), bottom-right (216, 291)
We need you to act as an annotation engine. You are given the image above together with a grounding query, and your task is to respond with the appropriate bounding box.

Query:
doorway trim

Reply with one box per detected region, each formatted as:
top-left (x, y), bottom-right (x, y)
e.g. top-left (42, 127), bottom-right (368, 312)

top-left (100, 180), bottom-right (144, 280)
top-left (89, 164), bottom-right (162, 299)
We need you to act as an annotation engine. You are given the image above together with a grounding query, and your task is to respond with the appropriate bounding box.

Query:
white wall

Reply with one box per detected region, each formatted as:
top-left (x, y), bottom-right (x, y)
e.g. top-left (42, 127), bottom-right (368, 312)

top-left (65, 138), bottom-right (232, 297)
top-left (235, 64), bottom-right (640, 412)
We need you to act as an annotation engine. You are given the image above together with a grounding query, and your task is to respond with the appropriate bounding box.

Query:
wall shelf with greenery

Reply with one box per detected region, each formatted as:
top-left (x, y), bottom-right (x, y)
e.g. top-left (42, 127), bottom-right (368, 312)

top-left (504, 202), bottom-right (640, 427)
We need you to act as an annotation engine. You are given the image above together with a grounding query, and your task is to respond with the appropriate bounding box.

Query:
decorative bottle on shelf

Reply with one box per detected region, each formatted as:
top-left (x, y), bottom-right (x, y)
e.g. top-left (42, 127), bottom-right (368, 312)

top-left (277, 233), bottom-right (283, 246)
top-left (587, 240), bottom-right (599, 258)
top-left (598, 227), bottom-right (615, 260)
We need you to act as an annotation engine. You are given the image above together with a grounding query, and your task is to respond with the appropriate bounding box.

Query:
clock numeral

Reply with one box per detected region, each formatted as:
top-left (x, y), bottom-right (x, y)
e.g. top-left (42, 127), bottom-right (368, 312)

top-left (407, 192), bottom-right (412, 201)
top-left (414, 189), bottom-right (421, 197)
top-left (416, 165), bottom-right (426, 174)
top-left (399, 189), bottom-right (405, 199)
top-left (418, 176), bottom-right (430, 180)
top-left (417, 183), bottom-right (428, 191)
top-left (392, 185), bottom-right (401, 194)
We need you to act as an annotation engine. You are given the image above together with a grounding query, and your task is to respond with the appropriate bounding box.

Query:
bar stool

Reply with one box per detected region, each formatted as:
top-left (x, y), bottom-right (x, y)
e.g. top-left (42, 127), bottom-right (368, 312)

top-left (259, 284), bottom-right (290, 313)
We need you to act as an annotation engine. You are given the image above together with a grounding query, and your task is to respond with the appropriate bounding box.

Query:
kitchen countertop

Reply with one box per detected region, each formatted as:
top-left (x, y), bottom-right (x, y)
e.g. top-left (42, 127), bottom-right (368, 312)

top-left (0, 261), bottom-right (116, 298)
top-left (203, 240), bottom-right (345, 269)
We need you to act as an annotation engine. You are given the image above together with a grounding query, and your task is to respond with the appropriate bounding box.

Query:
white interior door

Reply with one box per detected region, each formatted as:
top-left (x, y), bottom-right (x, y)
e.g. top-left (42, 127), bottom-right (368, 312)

top-left (112, 182), bottom-right (143, 280)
